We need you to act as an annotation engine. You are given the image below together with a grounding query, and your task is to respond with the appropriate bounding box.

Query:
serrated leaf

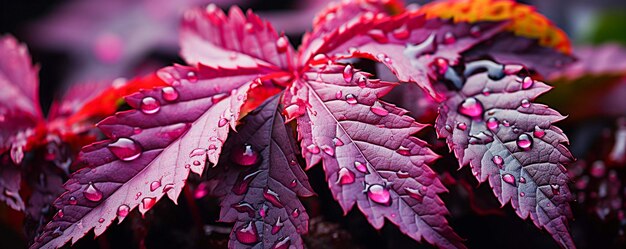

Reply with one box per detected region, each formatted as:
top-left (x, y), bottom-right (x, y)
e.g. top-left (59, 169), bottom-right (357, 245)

top-left (434, 62), bottom-right (575, 248)
top-left (30, 64), bottom-right (268, 249)
top-left (287, 64), bottom-right (464, 249)
top-left (181, 5), bottom-right (295, 70)
top-left (208, 95), bottom-right (313, 249)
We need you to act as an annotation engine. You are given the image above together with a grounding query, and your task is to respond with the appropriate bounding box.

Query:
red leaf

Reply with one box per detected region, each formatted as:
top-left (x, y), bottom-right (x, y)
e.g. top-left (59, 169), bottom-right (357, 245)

top-left (208, 95), bottom-right (314, 249)
top-left (287, 64), bottom-right (465, 249)
top-left (180, 5), bottom-right (295, 70)
top-left (30, 64), bottom-right (269, 249)
top-left (435, 61), bottom-right (575, 248)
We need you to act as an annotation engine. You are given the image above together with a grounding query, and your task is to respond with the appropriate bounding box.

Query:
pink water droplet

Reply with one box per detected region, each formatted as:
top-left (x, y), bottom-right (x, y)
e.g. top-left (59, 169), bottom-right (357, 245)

top-left (487, 117), bottom-right (499, 130)
top-left (98, 218), bottom-right (105, 223)
top-left (405, 187), bottom-right (423, 202)
top-left (133, 127), bottom-right (142, 134)
top-left (291, 208), bottom-right (300, 218)
top-left (161, 87), bottom-right (179, 101)
top-left (368, 29), bottom-right (388, 43)
top-left (84, 182), bottom-right (103, 202)
top-left (457, 122), bottom-right (467, 131)
top-left (519, 176), bottom-right (526, 183)
top-left (367, 184), bottom-right (391, 206)
top-left (356, 75), bottom-right (367, 88)
top-left (306, 144), bottom-right (320, 154)
top-left (469, 25), bottom-right (481, 37)
top-left (57, 209), bottom-right (64, 218)
top-left (337, 168), bottom-right (355, 185)
top-left (271, 236), bottom-right (291, 249)
top-left (263, 187), bottom-right (283, 208)
top-left (289, 180), bottom-right (297, 188)
top-left (162, 184), bottom-right (174, 193)
top-left (218, 117), bottom-right (229, 127)
top-left (135, 192), bottom-right (142, 200)
top-left (521, 76), bottom-right (534, 89)
top-left (259, 204), bottom-right (268, 218)
top-left (232, 202), bottom-right (255, 217)
top-left (235, 221), bottom-right (259, 245)
top-left (482, 87), bottom-right (491, 96)
top-left (371, 105), bottom-right (389, 116)
top-left (520, 192), bottom-right (525, 197)
top-left (334, 91), bottom-right (343, 100)
top-left (232, 171), bottom-right (260, 195)
top-left (271, 217), bottom-right (284, 235)
top-left (444, 124), bottom-right (452, 132)
top-left (68, 196), bottom-right (77, 205)
top-left (591, 161), bottom-right (606, 177)
top-left (345, 94), bottom-right (358, 105)
top-left (343, 64), bottom-right (354, 83)
top-left (141, 197), bottom-right (156, 210)
top-left (231, 144), bottom-right (260, 166)
top-left (117, 205), bottom-right (130, 217)
top-left (533, 125), bottom-right (545, 138)
top-left (443, 32), bottom-right (456, 44)
top-left (396, 171), bottom-right (410, 178)
top-left (492, 155), bottom-right (503, 166)
top-left (354, 161), bottom-right (368, 173)
top-left (502, 120), bottom-right (510, 127)
top-left (140, 97), bottom-right (160, 114)
top-left (276, 37), bottom-right (289, 53)
top-left (434, 58), bottom-right (449, 75)
top-left (502, 174), bottom-right (516, 185)
top-left (186, 71), bottom-right (198, 83)
top-left (550, 184), bottom-right (560, 195)
top-left (516, 134), bottom-right (533, 150)
top-left (520, 99), bottom-right (531, 108)
top-left (150, 180), bottom-right (161, 192)
top-left (392, 25), bottom-right (410, 40)
top-left (320, 145), bottom-right (335, 157)
top-left (333, 137), bottom-right (344, 146)
top-left (108, 138), bottom-right (142, 161)
top-left (396, 148), bottom-right (411, 156)
top-left (458, 97), bottom-right (484, 119)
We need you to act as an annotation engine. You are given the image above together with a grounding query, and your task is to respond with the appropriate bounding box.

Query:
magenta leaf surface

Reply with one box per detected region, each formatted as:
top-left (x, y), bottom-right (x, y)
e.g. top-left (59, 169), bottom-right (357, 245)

top-left (286, 64), bottom-right (464, 248)
top-left (435, 61), bottom-right (575, 248)
top-left (208, 95), bottom-right (314, 249)
top-left (180, 5), bottom-right (295, 70)
top-left (549, 43), bottom-right (626, 80)
top-left (30, 64), bottom-right (268, 249)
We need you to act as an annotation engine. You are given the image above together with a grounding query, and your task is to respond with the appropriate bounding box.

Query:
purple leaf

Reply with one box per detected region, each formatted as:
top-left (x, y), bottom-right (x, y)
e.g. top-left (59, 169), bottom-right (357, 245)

top-left (25, 159), bottom-right (66, 241)
top-left (549, 43), bottom-right (626, 80)
top-left (286, 64), bottom-right (465, 249)
top-left (435, 61), bottom-right (575, 248)
top-left (181, 5), bottom-right (295, 70)
top-left (208, 95), bottom-right (313, 249)
top-left (0, 153), bottom-right (25, 211)
top-left (30, 64), bottom-right (268, 249)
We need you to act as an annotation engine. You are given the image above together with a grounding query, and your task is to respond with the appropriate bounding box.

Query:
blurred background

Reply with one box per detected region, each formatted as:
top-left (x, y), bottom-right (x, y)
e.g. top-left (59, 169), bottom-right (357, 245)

top-left (1, 0), bottom-right (626, 249)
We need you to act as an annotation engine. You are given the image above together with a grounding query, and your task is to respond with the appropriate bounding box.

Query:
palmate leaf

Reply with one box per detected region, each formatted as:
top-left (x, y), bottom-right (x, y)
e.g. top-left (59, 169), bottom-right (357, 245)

top-left (30, 64), bottom-right (269, 249)
top-left (208, 95), bottom-right (314, 249)
top-left (434, 62), bottom-right (575, 248)
top-left (286, 64), bottom-right (464, 248)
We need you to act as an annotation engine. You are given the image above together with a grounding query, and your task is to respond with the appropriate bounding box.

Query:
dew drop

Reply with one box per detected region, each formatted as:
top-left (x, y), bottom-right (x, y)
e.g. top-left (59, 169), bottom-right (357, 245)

top-left (487, 117), bottom-right (499, 130)
top-left (68, 196), bottom-right (77, 205)
top-left (271, 217), bottom-right (284, 235)
top-left (333, 137), bottom-right (344, 146)
top-left (521, 76), bottom-right (534, 89)
top-left (502, 174), bottom-right (516, 185)
top-left (187, 71), bottom-right (198, 83)
top-left (519, 176), bottom-right (526, 183)
top-left (140, 97), bottom-right (160, 114)
top-left (354, 161), bottom-right (368, 173)
top-left (306, 144), bottom-right (320, 154)
top-left (482, 87), bottom-right (491, 96)
top-left (443, 32), bottom-right (456, 44)
top-left (271, 237), bottom-right (291, 249)
top-left (370, 105), bottom-right (389, 116)
top-left (289, 180), bottom-right (297, 188)
top-left (232, 171), bottom-right (260, 195)
top-left (263, 187), bottom-right (283, 208)
top-left (492, 155), bottom-right (503, 167)
top-left (57, 209), bottom-right (64, 218)
top-left (367, 184), bottom-right (391, 206)
top-left (345, 94), bottom-right (358, 105)
top-left (276, 37), bottom-right (289, 53)
top-left (458, 97), bottom-right (484, 119)
top-left (396, 170), bottom-right (410, 178)
top-left (108, 138), bottom-right (142, 161)
top-left (337, 168), bottom-right (355, 185)
top-left (162, 183), bottom-right (174, 193)
top-left (98, 218), bottom-right (105, 223)
top-left (343, 64), bottom-right (354, 83)
top-left (291, 208), bottom-right (300, 218)
top-left (231, 144), bottom-right (260, 166)
top-left (520, 192), bottom-right (526, 197)
top-left (232, 202), bottom-right (255, 217)
top-left (520, 99), bottom-right (531, 108)
top-left (551, 184), bottom-right (560, 195)
top-left (259, 204), bottom-right (268, 218)
top-left (533, 125), bottom-right (545, 138)
top-left (434, 58), bottom-right (449, 75)
top-left (444, 124), bottom-right (452, 132)
top-left (141, 197), bottom-right (156, 210)
top-left (218, 117), bottom-right (229, 127)
top-left (392, 25), bottom-right (410, 40)
top-left (516, 134), bottom-right (533, 150)
top-left (456, 122), bottom-right (467, 131)
top-left (161, 87), bottom-right (179, 101)
top-left (235, 221), bottom-right (259, 245)
top-left (150, 180), bottom-right (161, 192)
top-left (469, 25), bottom-right (481, 37)
top-left (84, 182), bottom-right (103, 202)
top-left (335, 90), bottom-right (343, 99)
top-left (117, 205), bottom-right (130, 217)
top-left (368, 29), bottom-right (388, 43)
top-left (405, 187), bottom-right (423, 202)
top-left (356, 75), bottom-right (367, 88)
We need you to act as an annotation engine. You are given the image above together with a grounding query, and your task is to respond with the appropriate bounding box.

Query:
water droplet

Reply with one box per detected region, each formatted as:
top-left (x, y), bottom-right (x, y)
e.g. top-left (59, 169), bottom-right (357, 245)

top-left (271, 237), bottom-right (291, 249)
top-left (354, 161), bottom-right (368, 173)
top-left (520, 99), bottom-right (530, 108)
top-left (368, 29), bottom-right (388, 43)
top-left (443, 32), bottom-right (456, 44)
top-left (337, 168), bottom-right (355, 185)
top-left (232, 171), bottom-right (260, 195)
top-left (516, 134), bottom-right (533, 150)
top-left (162, 183), bottom-right (174, 193)
top-left (456, 122), bottom-right (467, 131)
top-left (335, 90), bottom-right (343, 99)
top-left (502, 120), bottom-right (510, 127)
top-left (232, 202), bottom-right (255, 217)
top-left (276, 37), bottom-right (289, 53)
top-left (492, 155), bottom-right (503, 167)
top-left (259, 204), bottom-right (268, 218)
top-left (343, 64), bottom-right (353, 83)
top-left (235, 221), bottom-right (259, 245)
top-left (482, 87), bottom-right (491, 96)
top-left (150, 180), bottom-right (161, 191)
top-left (289, 180), bottom-right (297, 188)
top-left (161, 87), bottom-right (179, 101)
top-left (218, 117), bottom-right (229, 127)
top-left (370, 105), bottom-right (389, 116)
top-left (434, 58), bottom-right (449, 75)
top-left (458, 97), bottom-right (484, 119)
top-left (133, 127), bottom-right (142, 134)
top-left (550, 184), bottom-right (560, 195)
top-left (291, 208), bottom-right (300, 218)
top-left (57, 209), bottom-right (64, 218)
top-left (367, 184), bottom-right (391, 206)
top-left (117, 205), bottom-right (130, 217)
top-left (520, 192), bottom-right (526, 197)
top-left (108, 138), bottom-right (142, 161)
top-left (263, 187), bottom-right (283, 208)
top-left (444, 124), bottom-right (452, 132)
top-left (345, 94), bottom-right (358, 105)
top-left (140, 97), bottom-right (160, 114)
top-left (376, 53), bottom-right (388, 62)
top-left (469, 25), bottom-right (481, 37)
top-left (396, 171), bottom-right (410, 178)
top-left (333, 137), bottom-right (344, 146)
top-left (306, 144), bottom-right (320, 154)
top-left (533, 125), bottom-right (545, 138)
top-left (487, 117), bottom-right (499, 130)
top-left (135, 192), bottom-right (142, 200)
top-left (84, 182), bottom-right (103, 202)
top-left (187, 71), bottom-right (198, 83)
top-left (231, 144), bottom-right (260, 166)
top-left (98, 218), bottom-right (105, 223)
top-left (271, 217), bottom-right (284, 235)
top-left (355, 75), bottom-right (367, 88)
top-left (392, 25), bottom-right (410, 40)
top-left (405, 187), bottom-right (423, 201)
top-left (521, 76), bottom-right (534, 89)
top-left (141, 197), bottom-right (156, 210)
top-left (502, 173), bottom-right (516, 185)
top-left (519, 176), bottom-right (526, 183)
top-left (68, 196), bottom-right (77, 205)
